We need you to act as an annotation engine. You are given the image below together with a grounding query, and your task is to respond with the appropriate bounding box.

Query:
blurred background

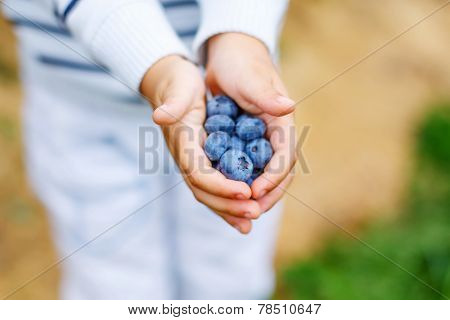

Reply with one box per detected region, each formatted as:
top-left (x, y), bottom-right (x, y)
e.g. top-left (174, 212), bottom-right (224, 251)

top-left (1, 0), bottom-right (449, 299)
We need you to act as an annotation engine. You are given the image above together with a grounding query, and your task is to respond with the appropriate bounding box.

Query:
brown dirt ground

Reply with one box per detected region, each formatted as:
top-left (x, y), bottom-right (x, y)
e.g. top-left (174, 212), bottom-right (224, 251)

top-left (0, 0), bottom-right (449, 299)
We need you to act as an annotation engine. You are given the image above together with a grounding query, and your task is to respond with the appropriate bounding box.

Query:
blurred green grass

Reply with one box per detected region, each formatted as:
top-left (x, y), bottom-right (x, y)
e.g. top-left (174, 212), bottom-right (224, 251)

top-left (277, 102), bottom-right (450, 300)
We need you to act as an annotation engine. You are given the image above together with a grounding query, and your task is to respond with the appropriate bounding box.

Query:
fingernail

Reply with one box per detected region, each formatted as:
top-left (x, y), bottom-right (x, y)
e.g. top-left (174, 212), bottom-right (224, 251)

top-left (276, 96), bottom-right (295, 107)
top-left (235, 193), bottom-right (246, 200)
top-left (259, 189), bottom-right (268, 198)
top-left (244, 212), bottom-right (253, 219)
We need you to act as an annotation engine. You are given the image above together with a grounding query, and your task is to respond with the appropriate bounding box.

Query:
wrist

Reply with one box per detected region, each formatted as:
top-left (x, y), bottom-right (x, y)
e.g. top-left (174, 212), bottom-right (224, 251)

top-left (207, 32), bottom-right (271, 65)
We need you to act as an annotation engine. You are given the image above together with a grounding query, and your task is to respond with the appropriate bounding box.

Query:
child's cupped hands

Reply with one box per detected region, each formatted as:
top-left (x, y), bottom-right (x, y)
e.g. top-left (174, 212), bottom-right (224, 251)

top-left (140, 32), bottom-right (298, 234)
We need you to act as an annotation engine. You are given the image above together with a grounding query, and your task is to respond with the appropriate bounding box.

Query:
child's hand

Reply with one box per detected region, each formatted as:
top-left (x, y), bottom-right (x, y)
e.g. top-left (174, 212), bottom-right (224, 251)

top-left (141, 55), bottom-right (260, 234)
top-left (205, 33), bottom-right (297, 210)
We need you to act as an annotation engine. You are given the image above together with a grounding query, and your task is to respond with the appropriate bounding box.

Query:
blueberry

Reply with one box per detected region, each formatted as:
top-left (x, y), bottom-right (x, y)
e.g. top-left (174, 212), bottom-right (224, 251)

top-left (236, 113), bottom-right (251, 126)
top-left (207, 95), bottom-right (239, 118)
top-left (219, 149), bottom-right (254, 182)
top-left (229, 135), bottom-right (246, 151)
top-left (235, 117), bottom-right (266, 141)
top-left (204, 115), bottom-right (235, 135)
top-left (204, 131), bottom-right (231, 161)
top-left (245, 138), bottom-right (273, 168)
top-left (246, 168), bottom-right (263, 186)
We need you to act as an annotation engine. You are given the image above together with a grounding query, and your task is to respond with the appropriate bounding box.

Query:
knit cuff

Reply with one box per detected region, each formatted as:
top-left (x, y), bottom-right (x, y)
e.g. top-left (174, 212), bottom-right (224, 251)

top-left (193, 0), bottom-right (289, 64)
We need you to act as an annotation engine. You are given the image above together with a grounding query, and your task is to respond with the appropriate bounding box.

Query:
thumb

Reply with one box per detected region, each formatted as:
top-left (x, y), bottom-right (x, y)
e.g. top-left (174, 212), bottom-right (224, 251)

top-left (152, 83), bottom-right (195, 125)
top-left (238, 75), bottom-right (295, 117)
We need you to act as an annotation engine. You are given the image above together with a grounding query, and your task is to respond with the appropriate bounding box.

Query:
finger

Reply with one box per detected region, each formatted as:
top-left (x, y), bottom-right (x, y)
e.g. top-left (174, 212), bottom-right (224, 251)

top-left (252, 118), bottom-right (297, 198)
top-left (256, 171), bottom-right (294, 213)
top-left (237, 72), bottom-right (295, 117)
top-left (216, 211), bottom-right (253, 234)
top-left (152, 82), bottom-right (197, 125)
top-left (252, 147), bottom-right (296, 199)
top-left (177, 125), bottom-right (252, 199)
top-left (207, 85), bottom-right (263, 116)
top-left (188, 183), bottom-right (261, 219)
top-left (189, 168), bottom-right (252, 200)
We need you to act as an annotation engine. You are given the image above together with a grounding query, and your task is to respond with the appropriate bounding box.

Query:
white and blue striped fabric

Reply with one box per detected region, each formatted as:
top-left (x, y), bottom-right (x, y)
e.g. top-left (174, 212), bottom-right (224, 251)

top-left (2, 0), bottom-right (200, 106)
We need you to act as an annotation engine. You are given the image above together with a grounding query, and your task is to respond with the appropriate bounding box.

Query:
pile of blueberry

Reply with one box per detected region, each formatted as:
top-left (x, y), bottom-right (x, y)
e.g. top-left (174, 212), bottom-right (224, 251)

top-left (204, 95), bottom-right (273, 185)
